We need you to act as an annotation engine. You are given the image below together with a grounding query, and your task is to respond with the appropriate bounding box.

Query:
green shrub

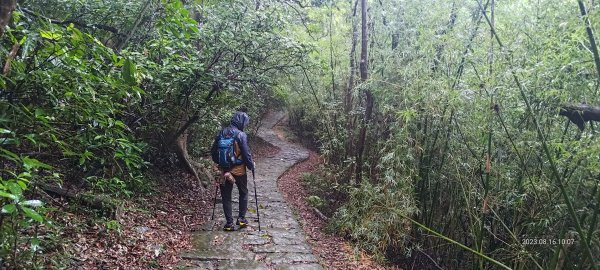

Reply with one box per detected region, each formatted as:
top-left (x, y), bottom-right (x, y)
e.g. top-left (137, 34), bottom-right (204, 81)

top-left (333, 181), bottom-right (417, 262)
top-left (0, 148), bottom-right (50, 268)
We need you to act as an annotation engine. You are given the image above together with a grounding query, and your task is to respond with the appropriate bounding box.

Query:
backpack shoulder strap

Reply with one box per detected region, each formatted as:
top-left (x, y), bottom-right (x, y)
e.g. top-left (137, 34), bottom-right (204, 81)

top-left (221, 128), bottom-right (235, 138)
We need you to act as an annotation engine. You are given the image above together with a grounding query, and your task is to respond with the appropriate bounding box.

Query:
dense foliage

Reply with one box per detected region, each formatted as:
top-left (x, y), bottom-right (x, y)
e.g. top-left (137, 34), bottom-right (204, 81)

top-left (2, 0), bottom-right (599, 269)
top-left (286, 0), bottom-right (600, 269)
top-left (0, 0), bottom-right (306, 268)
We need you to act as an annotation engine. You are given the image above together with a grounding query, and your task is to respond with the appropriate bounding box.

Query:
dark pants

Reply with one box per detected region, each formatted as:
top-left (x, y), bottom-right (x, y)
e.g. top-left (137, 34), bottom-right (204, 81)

top-left (220, 174), bottom-right (248, 224)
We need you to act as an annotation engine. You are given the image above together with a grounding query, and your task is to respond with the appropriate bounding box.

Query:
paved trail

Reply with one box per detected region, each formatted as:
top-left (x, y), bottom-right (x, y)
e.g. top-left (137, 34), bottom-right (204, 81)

top-left (180, 111), bottom-right (323, 270)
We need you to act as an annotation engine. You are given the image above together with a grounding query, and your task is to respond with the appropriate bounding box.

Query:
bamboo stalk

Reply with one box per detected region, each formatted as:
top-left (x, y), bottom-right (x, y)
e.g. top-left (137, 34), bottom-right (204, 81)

top-left (586, 182), bottom-right (600, 246)
top-left (577, 0), bottom-right (600, 98)
top-left (495, 107), bottom-right (540, 197)
top-left (488, 207), bottom-right (544, 269)
top-left (402, 213), bottom-right (512, 270)
top-left (477, 96), bottom-right (494, 270)
top-left (476, 0), bottom-right (598, 267)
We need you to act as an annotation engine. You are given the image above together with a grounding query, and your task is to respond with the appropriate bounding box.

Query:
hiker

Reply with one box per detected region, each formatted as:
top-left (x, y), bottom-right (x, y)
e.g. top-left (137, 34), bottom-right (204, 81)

top-left (211, 111), bottom-right (255, 231)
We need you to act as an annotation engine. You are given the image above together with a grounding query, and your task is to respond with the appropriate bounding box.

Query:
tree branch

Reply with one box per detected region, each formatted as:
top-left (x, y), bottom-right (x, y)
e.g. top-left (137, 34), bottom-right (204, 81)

top-left (20, 7), bottom-right (122, 35)
top-left (116, 0), bottom-right (153, 51)
top-left (3, 42), bottom-right (20, 75)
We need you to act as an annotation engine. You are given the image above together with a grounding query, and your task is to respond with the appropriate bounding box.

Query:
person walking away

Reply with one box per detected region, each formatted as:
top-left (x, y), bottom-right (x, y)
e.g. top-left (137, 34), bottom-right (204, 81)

top-left (211, 111), bottom-right (255, 231)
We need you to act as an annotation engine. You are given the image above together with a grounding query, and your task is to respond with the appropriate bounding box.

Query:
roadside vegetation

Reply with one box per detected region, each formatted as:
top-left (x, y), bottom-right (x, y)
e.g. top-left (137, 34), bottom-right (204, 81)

top-left (1, 0), bottom-right (599, 269)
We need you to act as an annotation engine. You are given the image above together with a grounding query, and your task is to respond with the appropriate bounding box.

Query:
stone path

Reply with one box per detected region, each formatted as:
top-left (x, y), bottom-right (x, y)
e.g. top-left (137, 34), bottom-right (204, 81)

top-left (179, 111), bottom-right (323, 270)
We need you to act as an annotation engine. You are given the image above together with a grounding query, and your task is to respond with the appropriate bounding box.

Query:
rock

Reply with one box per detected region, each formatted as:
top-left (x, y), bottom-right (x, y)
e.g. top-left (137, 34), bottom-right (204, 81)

top-left (265, 253), bottom-right (319, 264)
top-left (275, 264), bottom-right (323, 270)
top-left (135, 226), bottom-right (149, 234)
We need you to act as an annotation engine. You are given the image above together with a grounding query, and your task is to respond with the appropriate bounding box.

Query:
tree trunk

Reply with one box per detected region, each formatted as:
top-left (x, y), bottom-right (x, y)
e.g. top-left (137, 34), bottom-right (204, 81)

top-left (172, 131), bottom-right (211, 188)
top-left (345, 0), bottom-right (359, 113)
top-left (0, 0), bottom-right (16, 38)
top-left (355, 0), bottom-right (372, 183)
top-left (359, 0), bottom-right (368, 88)
top-left (3, 42), bottom-right (19, 75)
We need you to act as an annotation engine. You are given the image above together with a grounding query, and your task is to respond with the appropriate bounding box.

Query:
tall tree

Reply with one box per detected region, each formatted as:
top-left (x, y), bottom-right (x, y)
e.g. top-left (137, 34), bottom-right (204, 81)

top-left (344, 0), bottom-right (359, 173)
top-left (355, 0), bottom-right (373, 182)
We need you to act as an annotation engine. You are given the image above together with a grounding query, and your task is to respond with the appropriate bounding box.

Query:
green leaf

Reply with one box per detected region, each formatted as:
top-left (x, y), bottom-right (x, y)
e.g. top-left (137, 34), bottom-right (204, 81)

top-left (0, 138), bottom-right (18, 145)
top-left (34, 108), bottom-right (46, 121)
top-left (23, 157), bottom-right (52, 170)
top-left (122, 59), bottom-right (137, 85)
top-left (111, 53), bottom-right (118, 64)
top-left (0, 148), bottom-right (19, 161)
top-left (16, 180), bottom-right (27, 190)
top-left (21, 206), bottom-right (44, 222)
top-left (0, 191), bottom-right (17, 200)
top-left (40, 30), bottom-right (62, 40)
top-left (24, 134), bottom-right (37, 144)
top-left (31, 237), bottom-right (40, 252)
top-left (79, 150), bottom-right (93, 165)
top-left (18, 35), bottom-right (26, 45)
top-left (22, 200), bottom-right (43, 207)
top-left (8, 182), bottom-right (22, 197)
top-left (1, 204), bottom-right (16, 214)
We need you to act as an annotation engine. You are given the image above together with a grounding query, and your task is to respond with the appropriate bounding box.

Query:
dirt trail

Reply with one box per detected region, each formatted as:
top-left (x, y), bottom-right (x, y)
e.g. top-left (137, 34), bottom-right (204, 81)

top-left (179, 111), bottom-right (322, 270)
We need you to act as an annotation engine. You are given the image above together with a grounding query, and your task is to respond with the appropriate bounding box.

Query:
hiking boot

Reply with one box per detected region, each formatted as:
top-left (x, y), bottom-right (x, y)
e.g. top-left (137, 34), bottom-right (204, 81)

top-left (223, 222), bottom-right (235, 231)
top-left (236, 217), bottom-right (248, 228)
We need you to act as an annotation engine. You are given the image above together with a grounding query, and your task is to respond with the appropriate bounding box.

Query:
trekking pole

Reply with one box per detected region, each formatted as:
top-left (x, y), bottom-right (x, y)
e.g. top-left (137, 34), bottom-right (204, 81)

top-left (211, 183), bottom-right (219, 221)
top-left (252, 169), bottom-right (261, 231)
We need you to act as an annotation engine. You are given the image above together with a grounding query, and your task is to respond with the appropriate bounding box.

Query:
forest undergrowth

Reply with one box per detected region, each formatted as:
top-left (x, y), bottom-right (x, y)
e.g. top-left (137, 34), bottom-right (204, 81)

top-left (2, 0), bottom-right (600, 269)
top-left (276, 115), bottom-right (392, 270)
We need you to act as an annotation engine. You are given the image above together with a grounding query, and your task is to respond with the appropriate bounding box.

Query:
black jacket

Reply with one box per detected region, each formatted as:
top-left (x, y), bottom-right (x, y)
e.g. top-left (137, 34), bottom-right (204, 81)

top-left (211, 111), bottom-right (254, 172)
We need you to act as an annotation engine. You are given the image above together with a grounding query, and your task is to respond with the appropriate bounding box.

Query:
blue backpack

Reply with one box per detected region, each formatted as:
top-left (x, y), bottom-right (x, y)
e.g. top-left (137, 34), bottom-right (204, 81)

top-left (217, 130), bottom-right (243, 169)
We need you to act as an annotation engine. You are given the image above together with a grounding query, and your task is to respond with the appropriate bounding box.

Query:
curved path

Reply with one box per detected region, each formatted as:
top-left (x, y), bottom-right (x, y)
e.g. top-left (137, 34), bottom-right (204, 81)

top-left (180, 111), bottom-right (323, 270)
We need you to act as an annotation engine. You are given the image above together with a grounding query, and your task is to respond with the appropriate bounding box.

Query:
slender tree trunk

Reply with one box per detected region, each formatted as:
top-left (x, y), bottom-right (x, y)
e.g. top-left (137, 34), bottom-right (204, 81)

top-left (344, 0), bottom-right (359, 175)
top-left (117, 0), bottom-right (153, 51)
top-left (359, 0), bottom-right (368, 98)
top-left (489, 0), bottom-right (495, 76)
top-left (432, 1), bottom-right (457, 72)
top-left (329, 2), bottom-right (336, 102)
top-left (478, 6), bottom-right (496, 265)
top-left (355, 0), bottom-right (372, 183)
top-left (3, 43), bottom-right (19, 75)
top-left (328, 1), bottom-right (338, 137)
top-left (0, 0), bottom-right (16, 38)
